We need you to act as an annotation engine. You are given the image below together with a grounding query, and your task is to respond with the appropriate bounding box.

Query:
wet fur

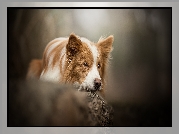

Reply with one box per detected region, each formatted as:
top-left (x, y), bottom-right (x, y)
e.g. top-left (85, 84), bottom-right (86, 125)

top-left (27, 33), bottom-right (113, 95)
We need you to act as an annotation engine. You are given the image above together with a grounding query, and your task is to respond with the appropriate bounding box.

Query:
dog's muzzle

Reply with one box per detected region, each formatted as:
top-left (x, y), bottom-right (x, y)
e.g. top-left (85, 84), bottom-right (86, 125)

top-left (94, 78), bottom-right (102, 91)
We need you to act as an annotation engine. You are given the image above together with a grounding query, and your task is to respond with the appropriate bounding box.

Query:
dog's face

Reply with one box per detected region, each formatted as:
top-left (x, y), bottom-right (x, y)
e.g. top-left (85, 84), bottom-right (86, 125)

top-left (62, 34), bottom-right (114, 92)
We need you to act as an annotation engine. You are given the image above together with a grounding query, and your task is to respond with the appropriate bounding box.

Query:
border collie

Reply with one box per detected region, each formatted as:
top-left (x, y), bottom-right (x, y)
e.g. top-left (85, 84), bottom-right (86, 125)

top-left (27, 33), bottom-right (114, 95)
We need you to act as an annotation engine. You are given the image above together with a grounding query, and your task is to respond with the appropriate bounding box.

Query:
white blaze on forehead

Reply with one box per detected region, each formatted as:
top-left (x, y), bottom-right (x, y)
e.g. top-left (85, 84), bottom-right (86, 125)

top-left (79, 37), bottom-right (101, 90)
top-left (81, 37), bottom-right (99, 62)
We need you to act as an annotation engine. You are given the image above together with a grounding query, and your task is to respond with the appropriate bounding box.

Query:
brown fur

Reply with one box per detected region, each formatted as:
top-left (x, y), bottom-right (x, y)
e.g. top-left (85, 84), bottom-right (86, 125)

top-left (26, 59), bottom-right (43, 79)
top-left (42, 39), bottom-right (66, 74)
top-left (62, 35), bottom-right (94, 84)
top-left (97, 35), bottom-right (114, 90)
top-left (27, 33), bottom-right (114, 95)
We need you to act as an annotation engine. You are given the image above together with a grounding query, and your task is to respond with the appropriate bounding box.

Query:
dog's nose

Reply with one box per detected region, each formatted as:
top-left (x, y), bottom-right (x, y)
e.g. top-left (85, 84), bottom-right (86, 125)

top-left (94, 78), bottom-right (102, 90)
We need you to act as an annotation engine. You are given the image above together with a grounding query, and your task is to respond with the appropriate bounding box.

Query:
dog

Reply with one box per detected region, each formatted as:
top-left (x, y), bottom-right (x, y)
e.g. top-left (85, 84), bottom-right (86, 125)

top-left (27, 33), bottom-right (114, 95)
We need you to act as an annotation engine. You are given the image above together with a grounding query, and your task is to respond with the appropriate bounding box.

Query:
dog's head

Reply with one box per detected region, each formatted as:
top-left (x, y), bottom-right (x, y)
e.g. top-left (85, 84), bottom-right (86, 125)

top-left (62, 34), bottom-right (114, 92)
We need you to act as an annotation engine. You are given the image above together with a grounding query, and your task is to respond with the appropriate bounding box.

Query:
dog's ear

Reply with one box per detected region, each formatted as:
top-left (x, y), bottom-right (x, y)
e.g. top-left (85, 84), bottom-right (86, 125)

top-left (66, 33), bottom-right (82, 56)
top-left (97, 35), bottom-right (114, 58)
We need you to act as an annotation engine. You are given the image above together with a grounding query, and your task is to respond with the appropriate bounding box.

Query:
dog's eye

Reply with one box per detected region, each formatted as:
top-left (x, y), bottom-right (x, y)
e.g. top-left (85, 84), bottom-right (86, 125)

top-left (83, 62), bottom-right (89, 67)
top-left (97, 63), bottom-right (101, 68)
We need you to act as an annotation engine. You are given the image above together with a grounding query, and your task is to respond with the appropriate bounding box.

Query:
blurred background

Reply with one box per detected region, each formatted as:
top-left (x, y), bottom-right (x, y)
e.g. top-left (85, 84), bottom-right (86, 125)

top-left (8, 8), bottom-right (172, 126)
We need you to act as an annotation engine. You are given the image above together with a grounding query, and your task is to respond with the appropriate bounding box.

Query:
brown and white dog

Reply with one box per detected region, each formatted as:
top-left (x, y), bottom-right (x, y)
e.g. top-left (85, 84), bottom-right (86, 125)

top-left (27, 33), bottom-right (113, 95)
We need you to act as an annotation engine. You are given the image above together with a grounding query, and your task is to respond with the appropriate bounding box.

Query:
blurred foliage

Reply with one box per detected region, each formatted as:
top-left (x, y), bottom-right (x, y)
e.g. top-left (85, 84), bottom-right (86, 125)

top-left (107, 9), bottom-right (171, 102)
top-left (8, 8), bottom-right (171, 118)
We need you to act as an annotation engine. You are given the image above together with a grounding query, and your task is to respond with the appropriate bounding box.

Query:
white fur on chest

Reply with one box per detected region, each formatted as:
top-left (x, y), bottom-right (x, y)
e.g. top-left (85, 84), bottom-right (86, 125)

top-left (40, 65), bottom-right (61, 83)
